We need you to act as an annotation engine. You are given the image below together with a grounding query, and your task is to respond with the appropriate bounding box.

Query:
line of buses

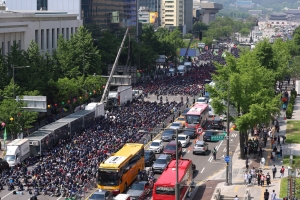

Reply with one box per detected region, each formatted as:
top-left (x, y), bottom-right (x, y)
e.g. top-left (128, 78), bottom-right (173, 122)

top-left (97, 103), bottom-right (209, 199)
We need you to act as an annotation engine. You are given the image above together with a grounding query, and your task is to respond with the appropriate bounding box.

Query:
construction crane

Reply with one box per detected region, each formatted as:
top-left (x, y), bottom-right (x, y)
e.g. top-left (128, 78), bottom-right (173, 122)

top-left (100, 28), bottom-right (130, 103)
top-left (183, 34), bottom-right (194, 62)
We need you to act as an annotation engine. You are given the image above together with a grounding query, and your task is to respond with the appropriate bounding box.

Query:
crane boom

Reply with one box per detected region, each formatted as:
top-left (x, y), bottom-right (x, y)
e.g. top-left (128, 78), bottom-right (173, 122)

top-left (184, 35), bottom-right (194, 62)
top-left (100, 28), bottom-right (130, 103)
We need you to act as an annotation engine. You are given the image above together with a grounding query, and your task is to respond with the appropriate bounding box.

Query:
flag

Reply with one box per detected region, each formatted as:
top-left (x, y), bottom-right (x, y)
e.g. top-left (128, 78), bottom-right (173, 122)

top-left (3, 127), bottom-right (6, 142)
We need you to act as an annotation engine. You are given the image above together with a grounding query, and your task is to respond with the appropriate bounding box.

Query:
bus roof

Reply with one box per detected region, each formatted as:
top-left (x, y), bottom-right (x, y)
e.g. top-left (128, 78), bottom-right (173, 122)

top-left (186, 104), bottom-right (208, 115)
top-left (155, 159), bottom-right (192, 186)
top-left (100, 143), bottom-right (144, 169)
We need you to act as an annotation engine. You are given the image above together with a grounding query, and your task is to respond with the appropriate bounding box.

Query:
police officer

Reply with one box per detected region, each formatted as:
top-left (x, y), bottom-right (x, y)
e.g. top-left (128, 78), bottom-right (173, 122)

top-left (213, 147), bottom-right (217, 161)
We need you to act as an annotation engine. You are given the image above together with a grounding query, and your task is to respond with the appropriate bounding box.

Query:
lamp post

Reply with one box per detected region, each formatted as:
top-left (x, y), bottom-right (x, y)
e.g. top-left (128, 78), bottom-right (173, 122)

top-left (12, 65), bottom-right (30, 99)
top-left (83, 52), bottom-right (97, 76)
top-left (175, 129), bottom-right (180, 200)
top-left (225, 79), bottom-right (230, 185)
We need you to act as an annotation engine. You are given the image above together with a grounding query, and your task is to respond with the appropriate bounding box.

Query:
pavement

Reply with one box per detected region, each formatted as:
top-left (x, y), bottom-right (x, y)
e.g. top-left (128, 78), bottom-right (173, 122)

top-left (206, 81), bottom-right (300, 200)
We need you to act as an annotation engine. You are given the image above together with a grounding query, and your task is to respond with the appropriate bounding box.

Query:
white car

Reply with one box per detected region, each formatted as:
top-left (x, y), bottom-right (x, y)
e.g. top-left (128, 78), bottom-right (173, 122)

top-left (196, 97), bottom-right (208, 104)
top-left (169, 122), bottom-right (183, 130)
top-left (177, 134), bottom-right (190, 147)
top-left (149, 140), bottom-right (164, 153)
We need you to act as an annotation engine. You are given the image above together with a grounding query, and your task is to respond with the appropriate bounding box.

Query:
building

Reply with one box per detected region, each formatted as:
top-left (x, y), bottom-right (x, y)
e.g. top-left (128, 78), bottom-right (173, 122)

top-left (0, 10), bottom-right (82, 55)
top-left (138, 7), bottom-right (150, 24)
top-left (193, 1), bottom-right (223, 25)
top-left (161, 0), bottom-right (193, 32)
top-left (6, 0), bottom-right (135, 29)
top-left (235, 0), bottom-right (253, 8)
top-left (138, 0), bottom-right (161, 26)
top-left (248, 10), bottom-right (263, 16)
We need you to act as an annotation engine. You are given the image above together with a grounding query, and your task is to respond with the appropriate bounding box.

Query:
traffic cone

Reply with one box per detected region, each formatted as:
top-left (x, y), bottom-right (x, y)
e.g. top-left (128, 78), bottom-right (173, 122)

top-left (284, 115), bottom-right (286, 120)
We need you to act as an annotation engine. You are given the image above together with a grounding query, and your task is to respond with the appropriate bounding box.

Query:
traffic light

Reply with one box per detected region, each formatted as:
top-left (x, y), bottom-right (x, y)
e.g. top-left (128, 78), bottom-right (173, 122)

top-left (199, 31), bottom-right (203, 41)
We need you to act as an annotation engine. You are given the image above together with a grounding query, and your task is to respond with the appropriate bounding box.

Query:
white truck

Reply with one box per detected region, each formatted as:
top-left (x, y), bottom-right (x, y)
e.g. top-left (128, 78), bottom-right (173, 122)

top-left (85, 102), bottom-right (105, 117)
top-left (184, 62), bottom-right (192, 71)
top-left (177, 65), bottom-right (187, 76)
top-left (4, 139), bottom-right (30, 167)
top-left (105, 86), bottom-right (133, 109)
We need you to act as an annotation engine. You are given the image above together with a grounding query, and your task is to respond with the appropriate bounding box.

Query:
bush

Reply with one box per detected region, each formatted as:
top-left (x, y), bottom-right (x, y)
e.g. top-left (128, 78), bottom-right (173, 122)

top-left (290, 96), bottom-right (295, 105)
top-left (286, 103), bottom-right (293, 119)
top-left (291, 89), bottom-right (297, 97)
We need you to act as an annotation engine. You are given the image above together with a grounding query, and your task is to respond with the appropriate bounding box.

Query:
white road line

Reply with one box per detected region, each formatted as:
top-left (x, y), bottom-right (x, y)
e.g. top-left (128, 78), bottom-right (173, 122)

top-left (57, 195), bottom-right (63, 200)
top-left (2, 191), bottom-right (14, 199)
top-left (183, 149), bottom-right (186, 152)
top-left (201, 167), bottom-right (205, 173)
top-left (208, 156), bottom-right (213, 162)
top-left (223, 147), bottom-right (227, 152)
top-left (216, 140), bottom-right (224, 151)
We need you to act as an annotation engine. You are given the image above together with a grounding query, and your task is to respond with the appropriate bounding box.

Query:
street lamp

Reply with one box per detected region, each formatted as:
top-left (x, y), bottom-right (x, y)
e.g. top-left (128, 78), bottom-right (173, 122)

top-left (83, 52), bottom-right (97, 76)
top-left (12, 65), bottom-right (30, 98)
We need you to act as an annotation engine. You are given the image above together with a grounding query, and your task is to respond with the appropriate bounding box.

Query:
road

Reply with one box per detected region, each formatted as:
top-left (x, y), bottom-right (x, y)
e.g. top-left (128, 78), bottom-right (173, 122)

top-left (0, 94), bottom-right (239, 200)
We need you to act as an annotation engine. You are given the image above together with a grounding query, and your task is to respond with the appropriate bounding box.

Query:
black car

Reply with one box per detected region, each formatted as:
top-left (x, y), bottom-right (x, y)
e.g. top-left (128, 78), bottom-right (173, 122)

top-left (145, 150), bottom-right (156, 167)
top-left (183, 128), bottom-right (197, 139)
top-left (0, 159), bottom-right (9, 172)
top-left (210, 117), bottom-right (224, 130)
top-left (203, 130), bottom-right (221, 142)
top-left (161, 129), bottom-right (176, 141)
top-left (182, 108), bottom-right (191, 116)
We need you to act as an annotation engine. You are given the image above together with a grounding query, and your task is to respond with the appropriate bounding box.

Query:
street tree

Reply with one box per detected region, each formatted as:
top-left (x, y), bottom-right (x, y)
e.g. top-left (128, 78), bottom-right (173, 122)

top-left (240, 28), bottom-right (250, 37)
top-left (193, 21), bottom-right (209, 32)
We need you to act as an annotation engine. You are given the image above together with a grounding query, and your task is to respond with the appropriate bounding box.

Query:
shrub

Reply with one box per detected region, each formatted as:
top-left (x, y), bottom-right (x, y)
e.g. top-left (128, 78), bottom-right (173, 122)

top-left (291, 89), bottom-right (297, 97)
top-left (286, 103), bottom-right (293, 119)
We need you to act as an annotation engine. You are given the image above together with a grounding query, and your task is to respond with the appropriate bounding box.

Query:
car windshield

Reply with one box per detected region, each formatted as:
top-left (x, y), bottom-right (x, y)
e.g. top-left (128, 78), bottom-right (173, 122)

top-left (89, 193), bottom-right (105, 199)
top-left (98, 170), bottom-right (119, 186)
top-left (155, 159), bottom-right (167, 164)
top-left (165, 145), bottom-right (176, 150)
top-left (171, 123), bottom-right (180, 127)
top-left (178, 136), bottom-right (186, 140)
top-left (4, 155), bottom-right (15, 161)
top-left (178, 117), bottom-right (185, 121)
top-left (163, 130), bottom-right (174, 135)
top-left (156, 186), bottom-right (175, 195)
top-left (196, 144), bottom-right (204, 147)
top-left (186, 115), bottom-right (200, 124)
top-left (145, 152), bottom-right (151, 159)
top-left (151, 142), bottom-right (160, 146)
top-left (132, 183), bottom-right (144, 190)
top-left (197, 98), bottom-right (206, 102)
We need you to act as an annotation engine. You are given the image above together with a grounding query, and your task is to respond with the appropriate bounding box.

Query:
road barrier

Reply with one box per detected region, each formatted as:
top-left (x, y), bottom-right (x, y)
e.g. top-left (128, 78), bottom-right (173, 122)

top-left (211, 187), bottom-right (221, 200)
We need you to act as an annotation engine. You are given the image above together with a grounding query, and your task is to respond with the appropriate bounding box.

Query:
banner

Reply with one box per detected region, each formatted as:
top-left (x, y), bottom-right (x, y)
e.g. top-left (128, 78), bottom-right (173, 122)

top-left (149, 12), bottom-right (158, 24)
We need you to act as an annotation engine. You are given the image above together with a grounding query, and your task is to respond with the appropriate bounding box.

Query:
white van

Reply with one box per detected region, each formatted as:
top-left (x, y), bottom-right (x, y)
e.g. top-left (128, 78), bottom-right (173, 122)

top-left (177, 65), bottom-right (187, 75)
top-left (114, 194), bottom-right (131, 200)
top-left (184, 62), bottom-right (192, 71)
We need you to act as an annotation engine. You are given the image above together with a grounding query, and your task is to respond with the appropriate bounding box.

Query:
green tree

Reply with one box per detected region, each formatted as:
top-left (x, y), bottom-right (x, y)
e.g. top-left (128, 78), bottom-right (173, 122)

top-left (240, 28), bottom-right (250, 37)
top-left (193, 21), bottom-right (209, 32)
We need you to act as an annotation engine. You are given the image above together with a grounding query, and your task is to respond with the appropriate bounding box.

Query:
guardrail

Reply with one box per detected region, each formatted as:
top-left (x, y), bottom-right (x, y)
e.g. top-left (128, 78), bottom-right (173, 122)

top-left (210, 187), bottom-right (221, 200)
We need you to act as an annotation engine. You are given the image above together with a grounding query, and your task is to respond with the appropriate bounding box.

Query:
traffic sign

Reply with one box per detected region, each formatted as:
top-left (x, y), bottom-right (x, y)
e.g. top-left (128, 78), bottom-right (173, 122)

top-left (224, 156), bottom-right (230, 163)
top-left (211, 135), bottom-right (225, 141)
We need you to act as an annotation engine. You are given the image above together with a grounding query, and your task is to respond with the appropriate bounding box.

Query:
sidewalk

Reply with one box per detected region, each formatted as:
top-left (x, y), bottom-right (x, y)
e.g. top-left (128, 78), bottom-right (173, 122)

top-left (208, 104), bottom-right (299, 199)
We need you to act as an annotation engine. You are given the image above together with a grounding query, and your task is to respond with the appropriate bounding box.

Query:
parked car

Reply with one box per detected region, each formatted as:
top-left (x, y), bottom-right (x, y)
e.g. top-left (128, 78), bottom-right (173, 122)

top-left (193, 140), bottom-right (209, 155)
top-left (127, 181), bottom-right (151, 200)
top-left (149, 140), bottom-right (164, 153)
top-left (161, 129), bottom-right (176, 141)
top-left (183, 128), bottom-right (197, 139)
top-left (169, 122), bottom-right (183, 130)
top-left (152, 154), bottom-right (172, 174)
top-left (89, 189), bottom-right (113, 200)
top-left (210, 117), bottom-right (223, 130)
top-left (163, 141), bottom-right (182, 159)
top-left (203, 130), bottom-right (221, 142)
top-left (177, 134), bottom-right (190, 147)
top-left (145, 150), bottom-right (156, 167)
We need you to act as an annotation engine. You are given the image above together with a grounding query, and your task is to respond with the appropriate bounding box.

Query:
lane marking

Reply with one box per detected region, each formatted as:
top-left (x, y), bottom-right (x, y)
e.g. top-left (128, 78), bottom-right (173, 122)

top-left (187, 150), bottom-right (190, 153)
top-left (201, 167), bottom-right (205, 173)
top-left (183, 149), bottom-right (186, 152)
top-left (234, 185), bottom-right (239, 193)
top-left (2, 191), bottom-right (14, 199)
top-left (208, 156), bottom-right (213, 162)
top-left (223, 147), bottom-right (227, 152)
top-left (57, 195), bottom-right (63, 200)
top-left (231, 133), bottom-right (237, 137)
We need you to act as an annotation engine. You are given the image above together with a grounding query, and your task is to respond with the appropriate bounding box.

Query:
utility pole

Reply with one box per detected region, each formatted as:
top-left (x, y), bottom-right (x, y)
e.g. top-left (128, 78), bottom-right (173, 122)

top-left (175, 129), bottom-right (180, 200)
top-left (226, 79), bottom-right (230, 185)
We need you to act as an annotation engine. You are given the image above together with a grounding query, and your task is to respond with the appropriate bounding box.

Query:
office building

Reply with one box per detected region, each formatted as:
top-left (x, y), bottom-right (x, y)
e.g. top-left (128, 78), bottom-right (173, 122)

top-left (0, 10), bottom-right (82, 54)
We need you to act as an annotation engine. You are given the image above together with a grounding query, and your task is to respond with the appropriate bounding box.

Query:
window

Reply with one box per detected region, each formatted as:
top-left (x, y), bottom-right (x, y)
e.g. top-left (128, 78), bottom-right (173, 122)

top-left (46, 29), bottom-right (49, 49)
top-left (37, 0), bottom-right (48, 10)
top-left (71, 27), bottom-right (73, 35)
top-left (75, 27), bottom-right (78, 32)
top-left (35, 30), bottom-right (38, 43)
top-left (57, 28), bottom-right (60, 41)
top-left (66, 28), bottom-right (69, 39)
top-left (52, 29), bottom-right (54, 48)
top-left (62, 28), bottom-right (64, 38)
top-left (166, 19), bottom-right (174, 22)
top-left (18, 40), bottom-right (21, 50)
top-left (165, 15), bottom-right (174, 17)
top-left (1, 42), bottom-right (4, 55)
top-left (165, 10), bottom-right (174, 12)
top-left (7, 41), bottom-right (10, 53)
top-left (41, 29), bottom-right (44, 50)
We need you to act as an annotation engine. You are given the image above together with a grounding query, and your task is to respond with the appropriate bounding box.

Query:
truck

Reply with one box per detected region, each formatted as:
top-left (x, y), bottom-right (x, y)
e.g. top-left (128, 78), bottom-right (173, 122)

top-left (4, 139), bottom-right (30, 167)
top-left (105, 86), bottom-right (132, 109)
top-left (85, 102), bottom-right (105, 117)
top-left (184, 62), bottom-right (192, 71)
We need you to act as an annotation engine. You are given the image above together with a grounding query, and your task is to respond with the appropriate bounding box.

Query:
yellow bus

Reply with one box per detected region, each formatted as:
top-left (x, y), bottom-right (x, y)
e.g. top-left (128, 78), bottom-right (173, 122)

top-left (98, 143), bottom-right (145, 195)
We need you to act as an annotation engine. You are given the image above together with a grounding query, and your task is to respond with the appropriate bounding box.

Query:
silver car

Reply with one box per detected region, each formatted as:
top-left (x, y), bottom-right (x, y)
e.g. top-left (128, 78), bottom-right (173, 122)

top-left (149, 140), bottom-right (164, 153)
top-left (152, 154), bottom-right (171, 174)
top-left (193, 140), bottom-right (209, 155)
top-left (169, 122), bottom-right (183, 130)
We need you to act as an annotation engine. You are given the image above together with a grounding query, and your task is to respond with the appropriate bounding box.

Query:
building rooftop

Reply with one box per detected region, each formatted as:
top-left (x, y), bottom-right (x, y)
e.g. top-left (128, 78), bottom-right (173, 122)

top-left (0, 10), bottom-right (77, 18)
top-left (199, 2), bottom-right (223, 10)
top-left (285, 9), bottom-right (300, 15)
top-left (236, 0), bottom-right (253, 5)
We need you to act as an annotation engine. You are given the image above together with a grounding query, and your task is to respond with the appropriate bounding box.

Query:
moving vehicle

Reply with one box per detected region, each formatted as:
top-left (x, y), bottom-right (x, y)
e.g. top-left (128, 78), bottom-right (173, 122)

top-left (177, 134), bottom-right (190, 147)
top-left (203, 130), bottom-right (222, 142)
top-left (152, 154), bottom-right (172, 174)
top-left (145, 150), bottom-right (156, 167)
top-left (208, 105), bottom-right (215, 118)
top-left (113, 194), bottom-right (131, 200)
top-left (149, 140), bottom-right (164, 153)
top-left (169, 122), bottom-right (183, 130)
top-left (177, 65), bottom-right (187, 76)
top-left (195, 97), bottom-right (207, 104)
top-left (98, 143), bottom-right (144, 195)
top-left (153, 159), bottom-right (195, 200)
top-left (185, 103), bottom-right (209, 129)
top-left (4, 139), bottom-right (30, 167)
top-left (85, 102), bottom-right (105, 117)
top-left (89, 189), bottom-right (113, 200)
top-left (193, 141), bottom-right (209, 155)
top-left (182, 128), bottom-right (197, 139)
top-left (210, 117), bottom-right (223, 130)
top-left (176, 116), bottom-right (186, 127)
top-left (161, 129), bottom-right (176, 141)
top-left (163, 141), bottom-right (182, 159)
top-left (127, 181), bottom-right (151, 200)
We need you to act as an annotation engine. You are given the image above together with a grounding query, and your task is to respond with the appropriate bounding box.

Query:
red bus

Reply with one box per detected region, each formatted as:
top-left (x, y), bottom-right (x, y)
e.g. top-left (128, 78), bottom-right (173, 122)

top-left (152, 159), bottom-right (194, 200)
top-left (185, 103), bottom-right (209, 129)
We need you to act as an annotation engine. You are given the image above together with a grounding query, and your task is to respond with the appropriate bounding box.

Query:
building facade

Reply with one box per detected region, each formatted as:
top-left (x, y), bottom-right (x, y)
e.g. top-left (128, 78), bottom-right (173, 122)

top-left (0, 10), bottom-right (82, 54)
top-left (6, 0), bottom-right (137, 29)
top-left (138, 7), bottom-right (150, 24)
top-left (193, 1), bottom-right (223, 25)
